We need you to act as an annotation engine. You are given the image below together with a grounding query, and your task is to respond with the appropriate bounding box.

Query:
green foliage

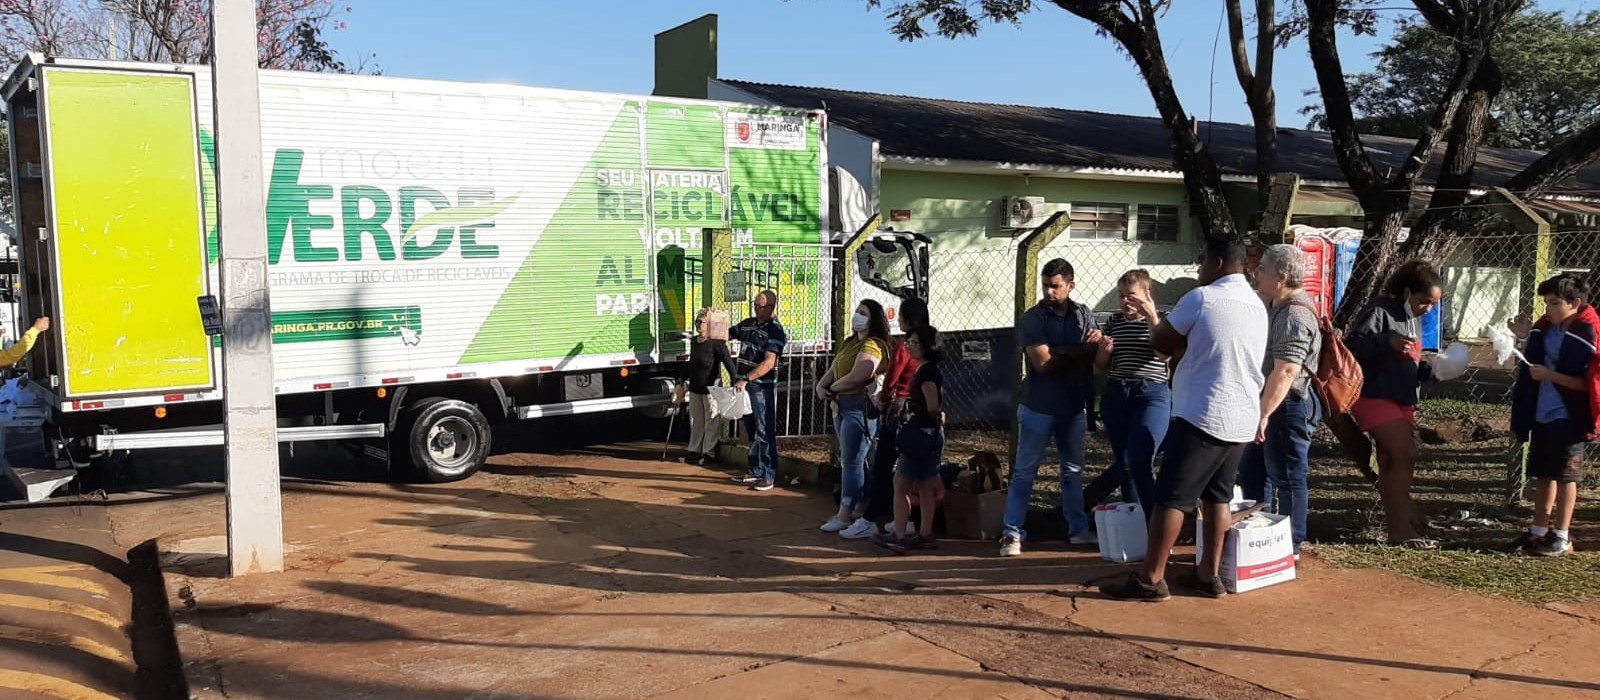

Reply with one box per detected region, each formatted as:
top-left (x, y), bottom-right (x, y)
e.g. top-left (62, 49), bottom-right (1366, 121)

top-left (1304, 8), bottom-right (1600, 150)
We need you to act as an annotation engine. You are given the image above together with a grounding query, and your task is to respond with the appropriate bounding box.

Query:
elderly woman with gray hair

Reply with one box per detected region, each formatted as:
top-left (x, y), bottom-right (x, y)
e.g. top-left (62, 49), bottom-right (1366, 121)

top-left (1240, 244), bottom-right (1323, 555)
top-left (682, 308), bottom-right (737, 466)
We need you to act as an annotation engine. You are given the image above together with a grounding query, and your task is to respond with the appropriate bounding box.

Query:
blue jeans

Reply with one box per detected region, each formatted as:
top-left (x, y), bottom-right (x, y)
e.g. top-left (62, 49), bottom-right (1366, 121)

top-left (743, 382), bottom-right (779, 482)
top-left (1099, 379), bottom-right (1171, 516)
top-left (833, 395), bottom-right (874, 510)
top-left (1240, 391), bottom-right (1321, 550)
top-left (1004, 401), bottom-right (1090, 540)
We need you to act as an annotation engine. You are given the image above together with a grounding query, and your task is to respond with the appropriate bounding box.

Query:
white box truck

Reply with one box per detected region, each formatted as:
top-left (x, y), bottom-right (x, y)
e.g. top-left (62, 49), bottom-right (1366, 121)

top-left (2, 55), bottom-right (927, 484)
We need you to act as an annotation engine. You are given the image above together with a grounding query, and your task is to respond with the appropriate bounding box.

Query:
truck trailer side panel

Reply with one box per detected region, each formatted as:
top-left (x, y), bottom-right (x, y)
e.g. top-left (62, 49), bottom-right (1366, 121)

top-left (10, 59), bottom-right (827, 411)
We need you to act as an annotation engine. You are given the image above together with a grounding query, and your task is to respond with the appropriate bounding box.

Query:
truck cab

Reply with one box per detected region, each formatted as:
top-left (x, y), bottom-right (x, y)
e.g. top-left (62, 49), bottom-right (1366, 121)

top-left (830, 165), bottom-right (931, 320)
top-left (854, 228), bottom-right (931, 326)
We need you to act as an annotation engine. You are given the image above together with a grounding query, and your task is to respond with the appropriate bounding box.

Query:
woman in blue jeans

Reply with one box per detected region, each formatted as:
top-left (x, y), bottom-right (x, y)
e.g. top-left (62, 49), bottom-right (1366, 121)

top-left (1093, 270), bottom-right (1171, 516)
top-left (1241, 244), bottom-right (1324, 554)
top-left (815, 300), bottom-right (891, 536)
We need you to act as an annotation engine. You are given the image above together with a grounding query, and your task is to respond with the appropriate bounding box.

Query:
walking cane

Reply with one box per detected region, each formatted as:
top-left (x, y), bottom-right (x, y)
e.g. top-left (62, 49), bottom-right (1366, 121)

top-left (662, 381), bottom-right (687, 461)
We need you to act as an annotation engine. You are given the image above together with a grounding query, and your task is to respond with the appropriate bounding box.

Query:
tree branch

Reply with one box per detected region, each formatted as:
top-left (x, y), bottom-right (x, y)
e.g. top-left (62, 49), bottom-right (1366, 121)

top-left (1394, 46), bottom-right (1482, 184)
top-left (1225, 0), bottom-right (1254, 94)
top-left (1254, 0), bottom-right (1276, 106)
top-left (1305, 0), bottom-right (1384, 206)
top-left (1504, 119), bottom-right (1600, 198)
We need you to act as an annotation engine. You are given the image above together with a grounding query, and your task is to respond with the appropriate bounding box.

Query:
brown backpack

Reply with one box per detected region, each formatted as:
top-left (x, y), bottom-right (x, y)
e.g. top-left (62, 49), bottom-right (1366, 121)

top-left (1289, 301), bottom-right (1365, 415)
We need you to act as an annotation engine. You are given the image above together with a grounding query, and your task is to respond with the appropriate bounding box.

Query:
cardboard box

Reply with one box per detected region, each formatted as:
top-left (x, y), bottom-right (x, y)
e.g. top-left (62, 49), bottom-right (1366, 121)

top-left (942, 488), bottom-right (1007, 540)
top-left (1195, 512), bottom-right (1297, 593)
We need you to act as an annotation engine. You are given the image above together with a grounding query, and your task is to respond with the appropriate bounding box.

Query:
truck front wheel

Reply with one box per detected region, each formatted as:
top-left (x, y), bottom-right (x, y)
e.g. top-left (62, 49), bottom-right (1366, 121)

top-left (398, 398), bottom-right (492, 483)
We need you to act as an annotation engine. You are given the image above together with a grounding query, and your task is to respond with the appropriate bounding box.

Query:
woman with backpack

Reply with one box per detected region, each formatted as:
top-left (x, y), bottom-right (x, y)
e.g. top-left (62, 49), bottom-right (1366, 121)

top-left (1346, 260), bottom-right (1443, 549)
top-left (1241, 244), bottom-right (1323, 556)
top-left (880, 325), bottom-right (945, 552)
top-left (862, 298), bottom-right (930, 535)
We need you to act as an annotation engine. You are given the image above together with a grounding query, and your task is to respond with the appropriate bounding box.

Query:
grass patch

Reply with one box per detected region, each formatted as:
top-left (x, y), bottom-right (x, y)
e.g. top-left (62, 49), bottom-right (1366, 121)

top-left (1418, 398), bottom-right (1512, 421)
top-left (1314, 544), bottom-right (1600, 605)
top-left (777, 399), bottom-right (1600, 603)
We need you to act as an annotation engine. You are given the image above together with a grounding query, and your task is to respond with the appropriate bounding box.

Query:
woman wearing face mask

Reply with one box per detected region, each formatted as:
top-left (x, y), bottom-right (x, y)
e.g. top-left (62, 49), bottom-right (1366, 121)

top-left (816, 300), bottom-right (891, 537)
top-left (1345, 260), bottom-right (1443, 549)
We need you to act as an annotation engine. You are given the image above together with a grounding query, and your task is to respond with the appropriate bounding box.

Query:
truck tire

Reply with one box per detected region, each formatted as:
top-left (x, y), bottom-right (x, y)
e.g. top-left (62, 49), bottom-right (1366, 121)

top-left (398, 398), bottom-right (491, 483)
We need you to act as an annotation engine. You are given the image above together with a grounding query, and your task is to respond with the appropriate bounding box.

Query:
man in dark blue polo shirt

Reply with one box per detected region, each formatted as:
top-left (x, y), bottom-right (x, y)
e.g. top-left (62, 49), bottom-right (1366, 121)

top-left (1001, 258), bottom-right (1103, 556)
top-left (732, 289), bottom-right (788, 491)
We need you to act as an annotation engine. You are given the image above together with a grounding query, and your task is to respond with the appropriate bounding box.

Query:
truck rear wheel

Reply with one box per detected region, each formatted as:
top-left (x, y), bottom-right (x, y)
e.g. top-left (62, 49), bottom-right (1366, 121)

top-left (398, 398), bottom-right (491, 483)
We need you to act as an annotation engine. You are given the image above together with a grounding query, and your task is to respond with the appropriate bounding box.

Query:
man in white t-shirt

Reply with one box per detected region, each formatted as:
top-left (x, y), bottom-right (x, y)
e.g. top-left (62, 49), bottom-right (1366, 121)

top-left (1102, 237), bottom-right (1268, 602)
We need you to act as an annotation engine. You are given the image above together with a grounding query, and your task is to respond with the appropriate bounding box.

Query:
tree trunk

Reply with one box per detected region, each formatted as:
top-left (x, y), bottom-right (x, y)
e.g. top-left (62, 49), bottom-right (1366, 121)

top-left (1060, 2), bottom-right (1240, 240)
top-left (1405, 56), bottom-right (1503, 260)
top-left (1334, 208), bottom-right (1410, 328)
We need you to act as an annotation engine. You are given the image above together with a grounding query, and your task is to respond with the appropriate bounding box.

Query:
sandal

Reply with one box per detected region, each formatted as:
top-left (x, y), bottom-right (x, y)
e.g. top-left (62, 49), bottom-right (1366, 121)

top-left (889, 533), bottom-right (938, 554)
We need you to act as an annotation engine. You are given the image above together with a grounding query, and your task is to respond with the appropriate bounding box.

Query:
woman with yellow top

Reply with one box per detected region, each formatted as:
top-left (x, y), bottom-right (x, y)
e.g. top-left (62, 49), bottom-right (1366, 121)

top-left (815, 299), bottom-right (891, 537)
top-left (0, 317), bottom-right (49, 367)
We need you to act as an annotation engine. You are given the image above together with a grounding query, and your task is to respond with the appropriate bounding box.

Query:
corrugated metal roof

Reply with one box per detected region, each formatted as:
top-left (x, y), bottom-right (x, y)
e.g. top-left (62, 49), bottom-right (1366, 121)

top-left (724, 79), bottom-right (1600, 194)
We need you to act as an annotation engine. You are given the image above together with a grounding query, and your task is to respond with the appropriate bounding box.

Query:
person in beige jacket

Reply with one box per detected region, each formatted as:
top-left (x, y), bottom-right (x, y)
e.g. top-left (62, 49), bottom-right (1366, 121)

top-left (0, 317), bottom-right (50, 367)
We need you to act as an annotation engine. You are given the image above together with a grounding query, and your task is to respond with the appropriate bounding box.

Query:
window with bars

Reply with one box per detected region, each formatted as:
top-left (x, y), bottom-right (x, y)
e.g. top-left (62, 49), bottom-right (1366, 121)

top-left (1069, 203), bottom-right (1128, 240)
top-left (1135, 204), bottom-right (1181, 242)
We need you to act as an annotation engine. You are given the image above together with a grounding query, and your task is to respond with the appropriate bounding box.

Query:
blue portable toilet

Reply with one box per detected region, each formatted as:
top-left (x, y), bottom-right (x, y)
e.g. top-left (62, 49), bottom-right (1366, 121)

top-left (1334, 238), bottom-right (1359, 307)
top-left (1333, 237), bottom-right (1442, 350)
top-left (1421, 303), bottom-right (1442, 351)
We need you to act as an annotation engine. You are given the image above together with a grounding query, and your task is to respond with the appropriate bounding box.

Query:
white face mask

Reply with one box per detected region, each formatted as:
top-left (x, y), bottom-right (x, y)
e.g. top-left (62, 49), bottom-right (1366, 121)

top-left (851, 312), bottom-right (870, 333)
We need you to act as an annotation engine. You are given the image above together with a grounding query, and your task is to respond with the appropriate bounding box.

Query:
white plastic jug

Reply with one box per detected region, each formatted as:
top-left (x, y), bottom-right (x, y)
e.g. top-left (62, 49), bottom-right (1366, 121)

top-left (1094, 502), bottom-right (1147, 563)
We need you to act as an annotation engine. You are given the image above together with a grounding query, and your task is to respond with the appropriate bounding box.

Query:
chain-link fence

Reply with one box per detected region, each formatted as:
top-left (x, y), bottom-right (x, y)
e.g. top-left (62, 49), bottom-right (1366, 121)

top-left (724, 241), bottom-right (838, 438)
top-left (924, 244), bottom-right (1024, 460)
top-left (705, 215), bottom-right (1600, 452)
top-left (1293, 228), bottom-right (1570, 407)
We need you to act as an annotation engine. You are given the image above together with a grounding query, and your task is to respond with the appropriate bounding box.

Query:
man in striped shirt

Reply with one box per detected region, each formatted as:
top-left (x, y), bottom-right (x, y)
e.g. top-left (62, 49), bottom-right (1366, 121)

top-left (1085, 270), bottom-right (1170, 517)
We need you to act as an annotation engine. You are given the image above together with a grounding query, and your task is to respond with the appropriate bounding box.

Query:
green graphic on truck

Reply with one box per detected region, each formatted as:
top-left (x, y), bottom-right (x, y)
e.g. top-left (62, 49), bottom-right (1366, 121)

top-left (180, 79), bottom-right (824, 383)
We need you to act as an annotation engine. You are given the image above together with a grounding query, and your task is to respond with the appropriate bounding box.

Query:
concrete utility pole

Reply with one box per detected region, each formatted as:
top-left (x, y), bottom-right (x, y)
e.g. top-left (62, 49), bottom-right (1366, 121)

top-left (211, 0), bottom-right (284, 576)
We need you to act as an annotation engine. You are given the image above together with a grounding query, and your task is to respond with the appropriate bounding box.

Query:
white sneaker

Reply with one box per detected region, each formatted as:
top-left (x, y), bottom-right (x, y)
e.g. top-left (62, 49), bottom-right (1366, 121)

top-left (820, 517), bottom-right (852, 533)
top-left (1069, 531), bottom-right (1098, 546)
top-left (840, 518), bottom-right (878, 539)
top-left (999, 536), bottom-right (1022, 557)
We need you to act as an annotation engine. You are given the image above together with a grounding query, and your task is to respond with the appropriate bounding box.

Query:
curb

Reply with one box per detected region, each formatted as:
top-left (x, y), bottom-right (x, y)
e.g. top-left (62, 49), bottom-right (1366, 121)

top-left (715, 443), bottom-right (834, 488)
top-left (126, 540), bottom-right (189, 700)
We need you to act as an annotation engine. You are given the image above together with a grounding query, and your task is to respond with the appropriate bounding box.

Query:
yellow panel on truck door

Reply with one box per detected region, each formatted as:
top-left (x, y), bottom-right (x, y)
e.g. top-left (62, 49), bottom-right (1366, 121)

top-left (43, 68), bottom-right (213, 397)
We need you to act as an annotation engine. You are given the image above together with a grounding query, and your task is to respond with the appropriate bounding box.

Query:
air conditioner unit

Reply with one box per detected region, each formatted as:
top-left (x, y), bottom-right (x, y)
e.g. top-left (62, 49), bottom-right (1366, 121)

top-left (1003, 196), bottom-right (1045, 229)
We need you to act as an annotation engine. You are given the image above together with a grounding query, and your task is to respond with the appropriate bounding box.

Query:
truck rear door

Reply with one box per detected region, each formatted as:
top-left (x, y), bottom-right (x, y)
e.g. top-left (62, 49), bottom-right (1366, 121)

top-left (37, 66), bottom-right (214, 399)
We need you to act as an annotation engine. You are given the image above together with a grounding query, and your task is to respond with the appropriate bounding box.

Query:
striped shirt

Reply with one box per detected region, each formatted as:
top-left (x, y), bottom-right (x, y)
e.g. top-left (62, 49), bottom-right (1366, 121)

top-left (1104, 313), bottom-right (1168, 382)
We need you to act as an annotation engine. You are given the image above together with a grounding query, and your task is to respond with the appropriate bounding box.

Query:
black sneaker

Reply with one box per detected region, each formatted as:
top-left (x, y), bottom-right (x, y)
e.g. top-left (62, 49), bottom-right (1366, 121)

top-left (751, 480), bottom-right (775, 491)
top-left (872, 531), bottom-right (902, 549)
top-left (1183, 571), bottom-right (1228, 598)
top-left (1530, 533), bottom-right (1573, 557)
top-left (1511, 531), bottom-right (1540, 553)
top-left (732, 474), bottom-right (759, 484)
top-left (1100, 573), bottom-right (1171, 602)
top-left (889, 533), bottom-right (939, 554)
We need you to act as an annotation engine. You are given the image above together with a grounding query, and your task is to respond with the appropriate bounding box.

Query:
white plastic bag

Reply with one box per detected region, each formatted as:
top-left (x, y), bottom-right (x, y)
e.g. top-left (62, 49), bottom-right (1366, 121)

top-left (1430, 342), bottom-right (1471, 381)
top-left (708, 385), bottom-right (752, 420)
